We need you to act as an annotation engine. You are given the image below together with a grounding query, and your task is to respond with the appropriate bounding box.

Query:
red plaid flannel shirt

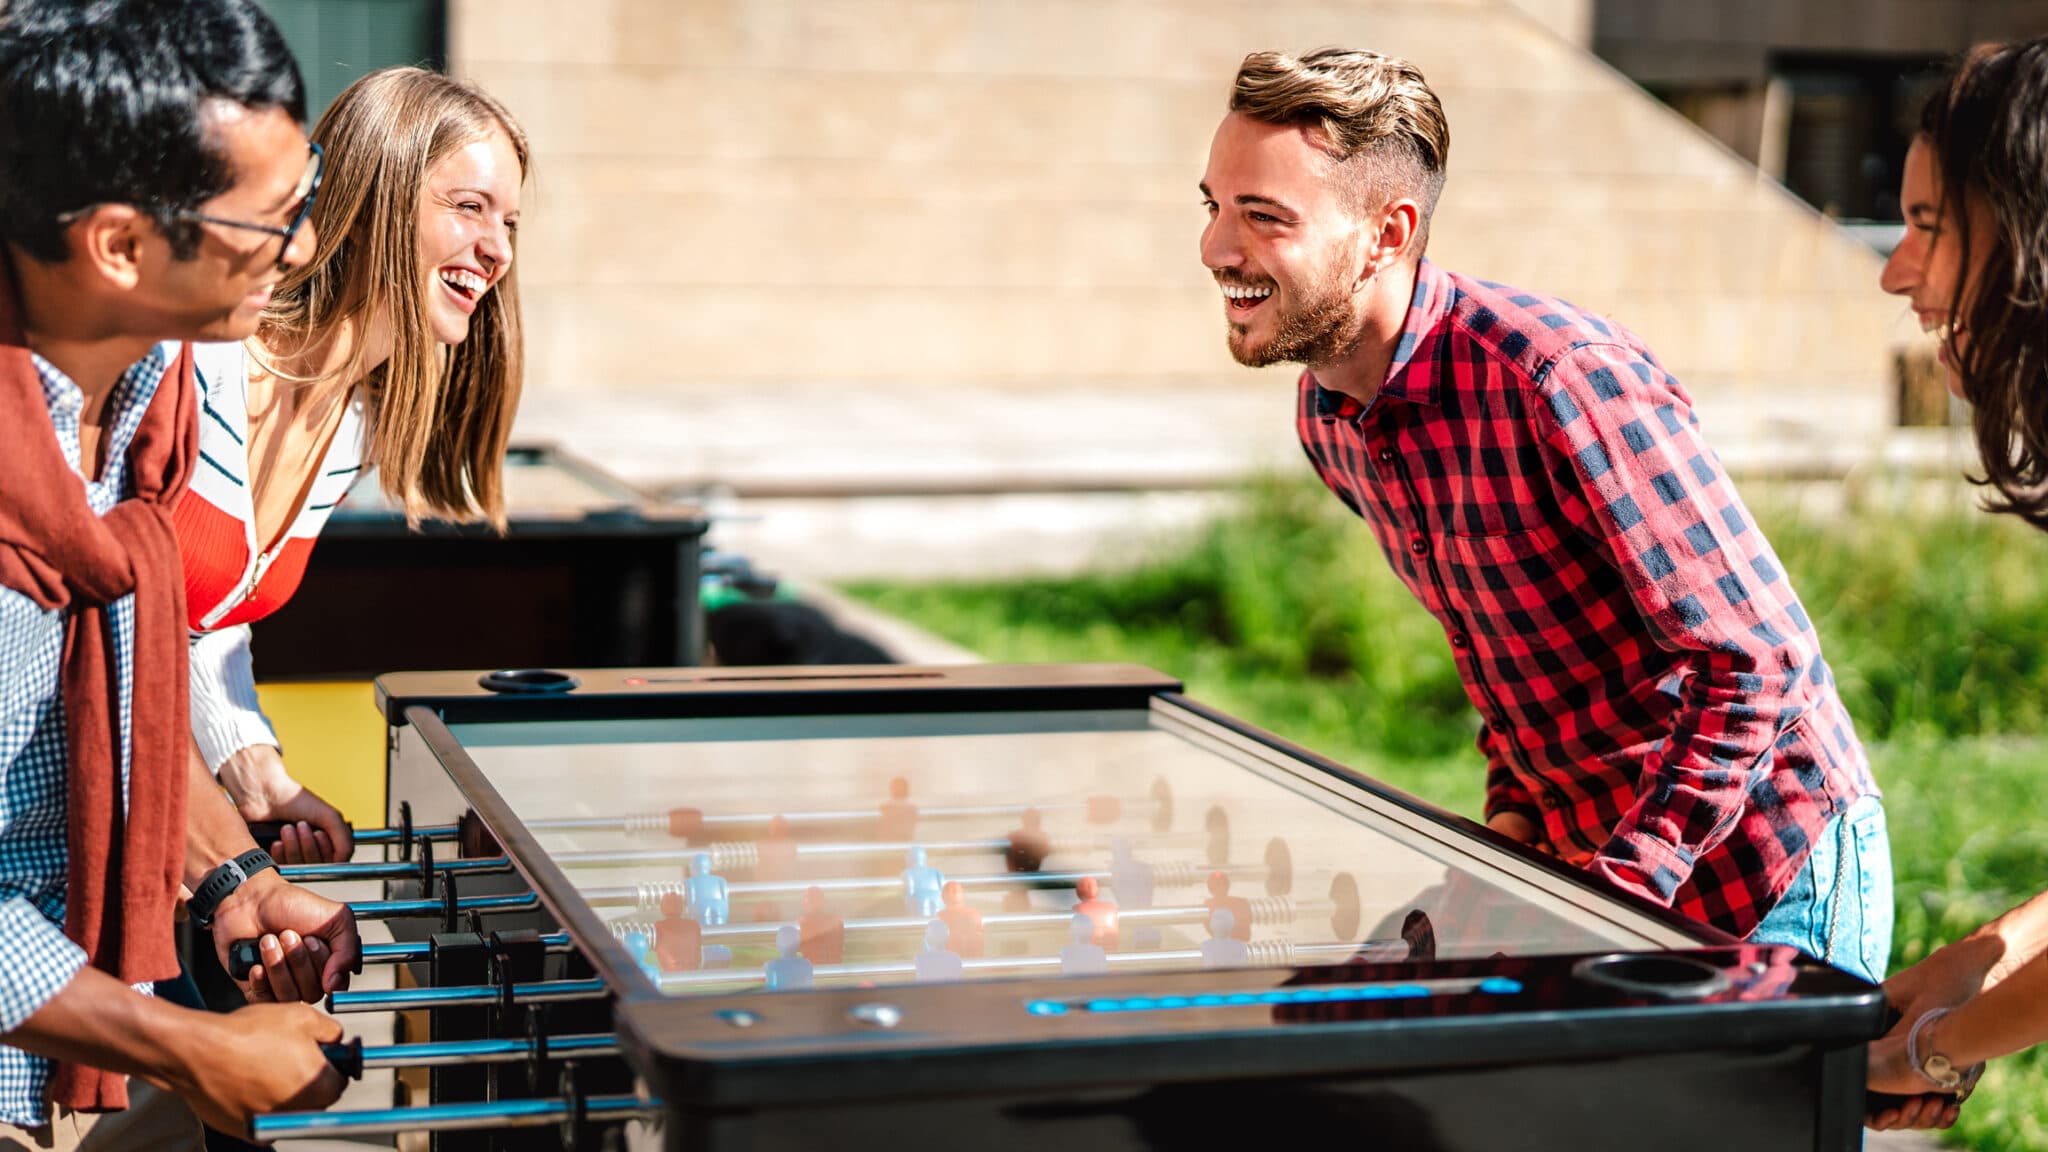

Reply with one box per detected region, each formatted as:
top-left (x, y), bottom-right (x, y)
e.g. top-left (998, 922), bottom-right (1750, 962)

top-left (1298, 260), bottom-right (1878, 937)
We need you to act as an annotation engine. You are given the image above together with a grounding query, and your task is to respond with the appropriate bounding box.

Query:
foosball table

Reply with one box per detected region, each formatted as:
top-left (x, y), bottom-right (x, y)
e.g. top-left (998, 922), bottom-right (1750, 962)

top-left (252, 663), bottom-right (1885, 1150)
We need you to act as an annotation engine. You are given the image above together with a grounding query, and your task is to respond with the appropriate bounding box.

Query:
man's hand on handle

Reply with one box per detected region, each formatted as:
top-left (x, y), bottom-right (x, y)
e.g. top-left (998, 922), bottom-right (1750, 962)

top-left (160, 1003), bottom-right (346, 1137)
top-left (208, 869), bottom-right (359, 1004)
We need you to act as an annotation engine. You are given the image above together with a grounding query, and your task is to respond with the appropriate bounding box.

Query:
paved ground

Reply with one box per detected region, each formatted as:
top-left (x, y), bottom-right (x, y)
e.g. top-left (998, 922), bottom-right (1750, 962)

top-left (1868, 1131), bottom-right (1947, 1151)
top-left (514, 383), bottom-right (1979, 583)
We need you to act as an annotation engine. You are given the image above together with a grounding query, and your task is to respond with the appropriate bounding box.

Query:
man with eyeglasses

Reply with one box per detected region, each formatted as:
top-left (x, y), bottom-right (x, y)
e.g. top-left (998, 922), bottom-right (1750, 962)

top-left (0, 2), bottom-right (359, 1148)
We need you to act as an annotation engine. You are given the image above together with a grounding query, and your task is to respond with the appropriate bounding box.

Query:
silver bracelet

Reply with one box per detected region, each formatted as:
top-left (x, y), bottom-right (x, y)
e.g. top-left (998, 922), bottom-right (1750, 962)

top-left (1907, 1007), bottom-right (1963, 1091)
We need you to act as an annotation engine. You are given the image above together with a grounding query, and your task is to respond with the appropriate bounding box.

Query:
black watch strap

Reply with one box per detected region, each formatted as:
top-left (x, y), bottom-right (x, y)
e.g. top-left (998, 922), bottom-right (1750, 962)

top-left (189, 849), bottom-right (276, 929)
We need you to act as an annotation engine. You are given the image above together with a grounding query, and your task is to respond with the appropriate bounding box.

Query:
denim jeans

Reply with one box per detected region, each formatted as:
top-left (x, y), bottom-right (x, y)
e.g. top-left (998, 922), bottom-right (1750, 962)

top-left (1748, 793), bottom-right (1894, 983)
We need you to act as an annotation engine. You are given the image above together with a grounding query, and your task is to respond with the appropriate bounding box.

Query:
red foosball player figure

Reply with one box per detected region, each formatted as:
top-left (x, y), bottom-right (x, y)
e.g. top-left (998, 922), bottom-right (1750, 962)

top-left (1072, 876), bottom-right (1119, 948)
top-left (754, 815), bottom-right (799, 922)
top-left (654, 892), bottom-right (703, 972)
top-left (797, 885), bottom-right (845, 965)
top-left (878, 776), bottom-right (917, 841)
top-left (1005, 807), bottom-right (1049, 873)
top-left (1204, 871), bottom-right (1252, 942)
top-left (937, 880), bottom-right (985, 958)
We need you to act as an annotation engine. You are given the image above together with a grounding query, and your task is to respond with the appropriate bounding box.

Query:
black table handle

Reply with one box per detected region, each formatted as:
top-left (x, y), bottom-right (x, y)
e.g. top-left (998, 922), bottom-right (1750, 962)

top-left (322, 1037), bottom-right (364, 1082)
top-left (245, 820), bottom-right (356, 847)
top-left (226, 939), bottom-right (261, 981)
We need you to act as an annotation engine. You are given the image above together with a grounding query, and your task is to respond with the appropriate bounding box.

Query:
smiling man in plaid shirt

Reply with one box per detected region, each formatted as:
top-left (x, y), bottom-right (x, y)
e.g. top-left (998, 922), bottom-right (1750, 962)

top-left (1198, 48), bottom-right (1891, 976)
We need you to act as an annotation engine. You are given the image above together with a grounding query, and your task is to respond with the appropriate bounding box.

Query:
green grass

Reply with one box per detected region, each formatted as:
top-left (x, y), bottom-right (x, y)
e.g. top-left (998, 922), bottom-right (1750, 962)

top-left (844, 475), bottom-right (2048, 1150)
top-left (1880, 737), bottom-right (2048, 1150)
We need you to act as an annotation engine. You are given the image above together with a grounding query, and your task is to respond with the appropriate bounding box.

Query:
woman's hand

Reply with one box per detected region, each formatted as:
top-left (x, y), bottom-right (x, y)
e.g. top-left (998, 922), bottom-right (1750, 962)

top-left (1866, 1027), bottom-right (1965, 1129)
top-left (1883, 934), bottom-right (2004, 1034)
top-left (216, 744), bottom-right (355, 864)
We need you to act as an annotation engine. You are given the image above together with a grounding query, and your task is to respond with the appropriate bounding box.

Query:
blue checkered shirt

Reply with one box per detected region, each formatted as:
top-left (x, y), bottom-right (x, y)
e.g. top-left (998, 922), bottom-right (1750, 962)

top-left (0, 344), bottom-right (170, 1126)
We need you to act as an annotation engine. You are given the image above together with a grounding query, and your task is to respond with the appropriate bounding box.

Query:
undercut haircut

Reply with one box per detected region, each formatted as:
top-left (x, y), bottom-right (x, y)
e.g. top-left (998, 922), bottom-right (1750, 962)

top-left (1230, 48), bottom-right (1450, 252)
top-left (0, 0), bottom-right (304, 263)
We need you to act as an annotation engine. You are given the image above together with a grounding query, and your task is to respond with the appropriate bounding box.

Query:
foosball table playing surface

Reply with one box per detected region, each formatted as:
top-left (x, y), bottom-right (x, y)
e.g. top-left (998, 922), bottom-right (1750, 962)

top-left (256, 663), bottom-right (1886, 1150)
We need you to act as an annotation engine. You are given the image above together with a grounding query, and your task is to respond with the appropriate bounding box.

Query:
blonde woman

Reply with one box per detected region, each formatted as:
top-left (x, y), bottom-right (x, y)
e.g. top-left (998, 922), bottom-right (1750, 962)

top-left (175, 67), bottom-right (527, 865)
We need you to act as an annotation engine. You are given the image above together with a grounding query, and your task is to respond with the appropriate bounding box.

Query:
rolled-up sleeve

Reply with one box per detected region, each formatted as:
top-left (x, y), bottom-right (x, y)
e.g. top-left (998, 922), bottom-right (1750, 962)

top-left (189, 624), bottom-right (279, 773)
top-left (1534, 344), bottom-right (1817, 906)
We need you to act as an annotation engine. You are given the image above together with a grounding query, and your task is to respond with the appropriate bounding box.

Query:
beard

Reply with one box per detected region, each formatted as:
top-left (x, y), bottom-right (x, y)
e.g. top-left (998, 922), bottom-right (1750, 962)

top-left (1226, 262), bottom-right (1368, 369)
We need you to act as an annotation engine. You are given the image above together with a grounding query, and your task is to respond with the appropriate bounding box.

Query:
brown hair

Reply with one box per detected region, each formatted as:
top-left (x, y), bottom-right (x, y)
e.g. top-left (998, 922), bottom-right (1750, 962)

top-left (259, 66), bottom-right (527, 528)
top-left (1922, 38), bottom-right (2048, 527)
top-left (1230, 48), bottom-right (1450, 248)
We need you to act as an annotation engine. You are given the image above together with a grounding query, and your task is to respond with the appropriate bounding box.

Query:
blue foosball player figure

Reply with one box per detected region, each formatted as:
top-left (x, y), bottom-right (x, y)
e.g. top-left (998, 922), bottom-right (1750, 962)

top-left (1059, 913), bottom-right (1108, 975)
top-left (914, 919), bottom-right (964, 983)
top-left (902, 846), bottom-right (944, 917)
top-left (687, 852), bottom-right (730, 926)
top-left (1200, 908), bottom-right (1249, 968)
top-left (764, 924), bottom-right (814, 990)
top-left (702, 944), bottom-right (733, 969)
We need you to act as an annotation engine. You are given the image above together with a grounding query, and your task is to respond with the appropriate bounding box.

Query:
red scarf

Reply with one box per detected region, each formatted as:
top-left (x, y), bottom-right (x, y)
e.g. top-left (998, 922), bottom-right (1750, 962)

top-left (0, 262), bottom-right (194, 1112)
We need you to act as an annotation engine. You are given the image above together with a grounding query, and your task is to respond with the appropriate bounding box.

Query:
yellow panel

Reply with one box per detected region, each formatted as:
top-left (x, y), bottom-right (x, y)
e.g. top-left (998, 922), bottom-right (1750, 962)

top-left (253, 681), bottom-right (386, 829)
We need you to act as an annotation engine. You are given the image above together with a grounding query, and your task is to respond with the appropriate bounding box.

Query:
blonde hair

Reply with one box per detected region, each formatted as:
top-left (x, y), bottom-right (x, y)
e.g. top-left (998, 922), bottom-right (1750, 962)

top-left (260, 66), bottom-right (528, 529)
top-left (1231, 48), bottom-right (1449, 245)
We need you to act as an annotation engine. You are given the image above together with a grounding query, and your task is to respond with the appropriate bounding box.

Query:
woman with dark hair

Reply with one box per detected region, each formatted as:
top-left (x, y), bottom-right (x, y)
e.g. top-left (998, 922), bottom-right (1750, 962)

top-left (1866, 35), bottom-right (2048, 1130)
top-left (175, 67), bottom-right (527, 869)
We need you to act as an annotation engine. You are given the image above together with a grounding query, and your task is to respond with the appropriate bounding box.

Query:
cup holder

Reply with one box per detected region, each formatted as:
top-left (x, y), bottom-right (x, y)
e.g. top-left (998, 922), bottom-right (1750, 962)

top-left (477, 668), bottom-right (582, 695)
top-left (1571, 953), bottom-right (1730, 1001)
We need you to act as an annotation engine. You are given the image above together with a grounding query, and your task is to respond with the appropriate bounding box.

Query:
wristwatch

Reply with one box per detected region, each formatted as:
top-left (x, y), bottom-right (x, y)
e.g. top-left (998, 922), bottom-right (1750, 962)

top-left (188, 848), bottom-right (277, 929)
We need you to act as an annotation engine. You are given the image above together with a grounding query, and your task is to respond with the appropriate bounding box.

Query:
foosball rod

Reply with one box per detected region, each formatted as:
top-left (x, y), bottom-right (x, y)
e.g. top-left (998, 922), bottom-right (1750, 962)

top-left (251, 1094), bottom-right (658, 1142)
top-left (360, 932), bottom-right (576, 965)
top-left (354, 1033), bottom-right (617, 1069)
top-left (245, 821), bottom-right (460, 847)
top-left (530, 779), bottom-right (1174, 839)
top-left (547, 831), bottom-right (1206, 872)
top-left (278, 855), bottom-right (512, 883)
top-left (610, 896), bottom-right (1349, 944)
top-left (349, 895), bottom-right (1343, 964)
top-left (648, 938), bottom-right (1379, 991)
top-left (346, 891), bottom-right (540, 921)
top-left (327, 978), bottom-right (609, 1014)
top-left (582, 861), bottom-right (1275, 909)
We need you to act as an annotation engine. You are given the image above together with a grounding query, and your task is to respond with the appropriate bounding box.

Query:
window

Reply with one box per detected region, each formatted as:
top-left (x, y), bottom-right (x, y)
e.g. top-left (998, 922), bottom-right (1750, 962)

top-left (259, 0), bottom-right (447, 122)
top-left (1774, 53), bottom-right (1945, 224)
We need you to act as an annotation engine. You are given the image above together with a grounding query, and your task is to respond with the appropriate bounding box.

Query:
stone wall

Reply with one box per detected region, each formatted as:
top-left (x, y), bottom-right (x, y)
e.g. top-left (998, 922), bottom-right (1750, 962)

top-left (451, 0), bottom-right (1910, 481)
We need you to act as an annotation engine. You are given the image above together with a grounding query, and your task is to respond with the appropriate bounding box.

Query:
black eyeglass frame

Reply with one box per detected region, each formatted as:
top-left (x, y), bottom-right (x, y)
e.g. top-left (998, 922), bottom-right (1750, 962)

top-left (174, 141), bottom-right (325, 269)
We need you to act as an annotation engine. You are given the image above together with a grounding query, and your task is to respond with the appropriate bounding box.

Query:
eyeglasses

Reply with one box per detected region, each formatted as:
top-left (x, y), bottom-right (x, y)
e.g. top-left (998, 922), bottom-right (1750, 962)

top-left (176, 141), bottom-right (324, 269)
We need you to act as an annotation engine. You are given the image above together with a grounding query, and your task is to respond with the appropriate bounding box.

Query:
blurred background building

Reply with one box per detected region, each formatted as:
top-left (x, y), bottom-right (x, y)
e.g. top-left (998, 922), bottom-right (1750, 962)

top-left (258, 0), bottom-right (2036, 577)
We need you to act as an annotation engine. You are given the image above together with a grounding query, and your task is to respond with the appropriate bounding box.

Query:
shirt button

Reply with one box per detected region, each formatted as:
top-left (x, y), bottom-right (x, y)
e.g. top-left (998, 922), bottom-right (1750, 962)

top-left (1450, 632), bottom-right (1470, 650)
top-left (1487, 717), bottom-right (1505, 733)
top-left (1408, 536), bottom-right (1429, 557)
top-left (1539, 794), bottom-right (1559, 811)
top-left (1376, 448), bottom-right (1396, 465)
